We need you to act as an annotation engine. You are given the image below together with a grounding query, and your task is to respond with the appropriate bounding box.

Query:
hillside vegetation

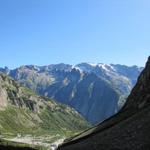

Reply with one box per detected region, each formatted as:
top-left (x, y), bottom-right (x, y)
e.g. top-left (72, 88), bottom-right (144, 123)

top-left (0, 73), bottom-right (90, 149)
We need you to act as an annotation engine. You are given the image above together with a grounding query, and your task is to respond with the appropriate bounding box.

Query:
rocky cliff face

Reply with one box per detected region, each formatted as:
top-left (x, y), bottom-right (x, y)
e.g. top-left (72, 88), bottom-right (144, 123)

top-left (57, 56), bottom-right (150, 150)
top-left (0, 63), bottom-right (142, 124)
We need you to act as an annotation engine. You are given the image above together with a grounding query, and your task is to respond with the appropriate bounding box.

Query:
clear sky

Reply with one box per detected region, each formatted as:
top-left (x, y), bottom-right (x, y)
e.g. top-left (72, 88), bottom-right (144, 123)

top-left (0, 0), bottom-right (150, 68)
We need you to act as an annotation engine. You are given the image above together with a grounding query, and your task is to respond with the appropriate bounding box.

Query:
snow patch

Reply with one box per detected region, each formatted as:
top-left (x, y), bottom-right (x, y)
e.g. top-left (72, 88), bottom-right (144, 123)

top-left (87, 62), bottom-right (98, 67)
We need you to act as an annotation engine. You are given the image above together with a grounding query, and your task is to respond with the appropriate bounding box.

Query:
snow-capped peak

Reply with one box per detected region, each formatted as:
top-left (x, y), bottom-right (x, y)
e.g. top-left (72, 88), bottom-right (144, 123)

top-left (87, 62), bottom-right (98, 67)
top-left (72, 65), bottom-right (83, 72)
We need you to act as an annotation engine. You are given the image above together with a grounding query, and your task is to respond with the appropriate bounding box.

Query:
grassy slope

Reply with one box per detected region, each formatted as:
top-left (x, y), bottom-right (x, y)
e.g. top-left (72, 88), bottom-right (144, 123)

top-left (0, 105), bottom-right (90, 136)
top-left (0, 73), bottom-right (90, 149)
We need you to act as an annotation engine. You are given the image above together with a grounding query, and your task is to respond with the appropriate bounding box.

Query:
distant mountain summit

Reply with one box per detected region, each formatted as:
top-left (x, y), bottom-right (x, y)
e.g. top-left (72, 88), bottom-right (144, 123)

top-left (75, 63), bottom-right (142, 93)
top-left (58, 56), bottom-right (150, 150)
top-left (0, 63), bottom-right (142, 124)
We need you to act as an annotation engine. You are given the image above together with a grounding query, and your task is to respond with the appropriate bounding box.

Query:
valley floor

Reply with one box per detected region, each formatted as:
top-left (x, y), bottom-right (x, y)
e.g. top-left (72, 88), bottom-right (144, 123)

top-left (1, 134), bottom-right (65, 150)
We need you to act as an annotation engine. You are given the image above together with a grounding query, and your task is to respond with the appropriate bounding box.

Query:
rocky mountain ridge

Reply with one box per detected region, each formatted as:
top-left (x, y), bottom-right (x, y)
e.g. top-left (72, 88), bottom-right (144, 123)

top-left (0, 63), bottom-right (142, 124)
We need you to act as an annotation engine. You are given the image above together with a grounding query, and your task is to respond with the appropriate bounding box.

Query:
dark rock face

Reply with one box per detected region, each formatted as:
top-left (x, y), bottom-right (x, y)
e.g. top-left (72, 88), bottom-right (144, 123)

top-left (57, 56), bottom-right (150, 150)
top-left (122, 57), bottom-right (150, 110)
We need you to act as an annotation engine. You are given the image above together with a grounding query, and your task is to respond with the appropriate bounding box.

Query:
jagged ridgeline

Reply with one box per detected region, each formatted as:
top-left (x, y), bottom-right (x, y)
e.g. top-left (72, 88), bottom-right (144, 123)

top-left (0, 73), bottom-right (90, 137)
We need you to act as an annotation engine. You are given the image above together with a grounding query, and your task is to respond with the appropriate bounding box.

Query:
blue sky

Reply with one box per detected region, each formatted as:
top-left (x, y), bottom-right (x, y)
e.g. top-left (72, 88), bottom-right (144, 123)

top-left (0, 0), bottom-right (150, 68)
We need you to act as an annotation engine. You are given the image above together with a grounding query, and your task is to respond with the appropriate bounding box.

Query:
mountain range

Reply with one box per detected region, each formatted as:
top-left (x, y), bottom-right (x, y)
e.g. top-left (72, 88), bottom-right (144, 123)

top-left (58, 56), bottom-right (150, 150)
top-left (0, 63), bottom-right (142, 124)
